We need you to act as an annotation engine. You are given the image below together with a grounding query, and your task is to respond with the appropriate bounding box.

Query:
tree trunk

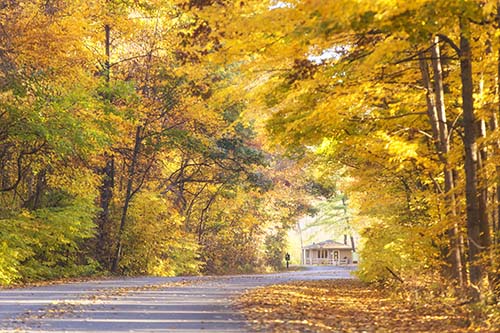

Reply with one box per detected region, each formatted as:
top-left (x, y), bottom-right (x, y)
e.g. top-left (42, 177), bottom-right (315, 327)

top-left (494, 0), bottom-right (500, 246)
top-left (96, 154), bottom-right (114, 267)
top-left (490, 116), bottom-right (500, 244)
top-left (104, 24), bottom-right (111, 83)
top-left (477, 118), bottom-right (492, 254)
top-left (492, 109), bottom-right (500, 245)
top-left (95, 22), bottom-right (114, 269)
top-left (112, 126), bottom-right (142, 273)
top-left (197, 193), bottom-right (216, 243)
top-left (418, 53), bottom-right (440, 146)
top-left (24, 168), bottom-right (46, 210)
top-left (459, 17), bottom-right (483, 290)
top-left (419, 42), bottom-right (464, 285)
top-left (431, 37), bottom-right (464, 286)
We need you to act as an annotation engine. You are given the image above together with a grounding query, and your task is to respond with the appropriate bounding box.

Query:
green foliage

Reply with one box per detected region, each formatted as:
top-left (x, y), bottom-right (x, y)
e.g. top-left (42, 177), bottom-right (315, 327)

top-left (222, 102), bottom-right (244, 123)
top-left (0, 196), bottom-right (98, 285)
top-left (0, 0), bottom-right (319, 285)
top-left (307, 193), bottom-right (351, 232)
top-left (0, 219), bottom-right (34, 285)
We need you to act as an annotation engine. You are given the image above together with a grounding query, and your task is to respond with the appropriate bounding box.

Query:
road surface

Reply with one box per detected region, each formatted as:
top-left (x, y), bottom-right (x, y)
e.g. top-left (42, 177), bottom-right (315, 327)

top-left (0, 266), bottom-right (356, 332)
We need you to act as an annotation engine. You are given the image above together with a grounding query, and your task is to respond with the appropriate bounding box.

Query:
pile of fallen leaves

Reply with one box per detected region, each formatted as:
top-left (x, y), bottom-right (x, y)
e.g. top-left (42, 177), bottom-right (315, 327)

top-left (237, 279), bottom-right (488, 332)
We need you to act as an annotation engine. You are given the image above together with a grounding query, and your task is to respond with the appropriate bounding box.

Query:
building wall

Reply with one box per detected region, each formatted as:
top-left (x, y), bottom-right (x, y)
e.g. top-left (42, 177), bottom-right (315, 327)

top-left (303, 248), bottom-right (354, 265)
top-left (338, 250), bottom-right (353, 263)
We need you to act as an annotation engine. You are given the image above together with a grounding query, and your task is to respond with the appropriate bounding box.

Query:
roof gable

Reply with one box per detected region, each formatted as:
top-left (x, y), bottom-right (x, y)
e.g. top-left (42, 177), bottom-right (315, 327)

top-left (303, 239), bottom-right (352, 250)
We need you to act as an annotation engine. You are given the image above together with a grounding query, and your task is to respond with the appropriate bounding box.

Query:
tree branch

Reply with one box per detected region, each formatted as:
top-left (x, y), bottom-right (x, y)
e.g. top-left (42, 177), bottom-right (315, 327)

top-left (436, 34), bottom-right (461, 56)
top-left (386, 266), bottom-right (404, 283)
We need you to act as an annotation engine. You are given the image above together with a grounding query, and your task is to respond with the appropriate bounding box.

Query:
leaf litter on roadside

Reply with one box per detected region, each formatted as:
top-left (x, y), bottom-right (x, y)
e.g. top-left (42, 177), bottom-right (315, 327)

top-left (237, 279), bottom-right (487, 332)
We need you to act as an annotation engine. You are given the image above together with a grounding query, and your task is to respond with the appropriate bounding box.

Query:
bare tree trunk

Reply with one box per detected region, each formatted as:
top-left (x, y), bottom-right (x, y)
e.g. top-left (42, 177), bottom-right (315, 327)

top-left (95, 22), bottom-right (114, 269)
top-left (196, 183), bottom-right (226, 243)
top-left (197, 194), bottom-right (216, 243)
top-left (491, 189), bottom-right (498, 245)
top-left (104, 24), bottom-right (111, 83)
top-left (419, 43), bottom-right (463, 285)
top-left (452, 168), bottom-right (470, 285)
top-left (494, 1), bottom-right (500, 246)
top-left (418, 53), bottom-right (440, 147)
top-left (112, 126), bottom-right (142, 273)
top-left (491, 106), bottom-right (500, 244)
top-left (459, 17), bottom-right (484, 292)
top-left (96, 155), bottom-right (114, 267)
top-left (477, 118), bottom-right (492, 254)
top-left (431, 37), bottom-right (464, 286)
top-left (184, 183), bottom-right (208, 232)
top-left (23, 168), bottom-right (46, 210)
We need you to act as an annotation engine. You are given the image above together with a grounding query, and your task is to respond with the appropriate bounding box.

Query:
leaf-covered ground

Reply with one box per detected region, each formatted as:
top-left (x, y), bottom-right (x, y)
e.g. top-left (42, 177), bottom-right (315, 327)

top-left (237, 279), bottom-right (489, 332)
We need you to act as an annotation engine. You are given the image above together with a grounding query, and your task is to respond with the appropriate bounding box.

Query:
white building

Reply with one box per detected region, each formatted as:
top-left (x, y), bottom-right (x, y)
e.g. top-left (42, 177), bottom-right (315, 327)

top-left (302, 240), bottom-right (354, 265)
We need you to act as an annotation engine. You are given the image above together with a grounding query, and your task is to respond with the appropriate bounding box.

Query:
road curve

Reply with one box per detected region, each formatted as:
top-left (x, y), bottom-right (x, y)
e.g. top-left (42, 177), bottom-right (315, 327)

top-left (0, 266), bottom-right (356, 332)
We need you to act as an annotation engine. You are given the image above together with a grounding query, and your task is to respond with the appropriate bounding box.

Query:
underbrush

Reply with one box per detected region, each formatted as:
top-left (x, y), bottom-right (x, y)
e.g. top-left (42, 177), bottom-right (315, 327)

top-left (381, 273), bottom-right (500, 332)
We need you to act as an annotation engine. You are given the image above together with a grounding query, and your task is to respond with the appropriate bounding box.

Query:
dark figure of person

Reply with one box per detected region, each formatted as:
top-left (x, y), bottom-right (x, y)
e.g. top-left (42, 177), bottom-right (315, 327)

top-left (285, 252), bottom-right (291, 269)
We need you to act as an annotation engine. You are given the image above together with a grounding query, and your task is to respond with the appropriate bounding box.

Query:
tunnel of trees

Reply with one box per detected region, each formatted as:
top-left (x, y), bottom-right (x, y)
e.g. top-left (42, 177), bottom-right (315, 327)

top-left (1, 0), bottom-right (500, 305)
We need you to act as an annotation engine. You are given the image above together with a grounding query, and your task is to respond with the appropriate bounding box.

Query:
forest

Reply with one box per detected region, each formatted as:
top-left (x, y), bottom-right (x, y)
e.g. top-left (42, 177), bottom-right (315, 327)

top-left (1, 0), bottom-right (500, 311)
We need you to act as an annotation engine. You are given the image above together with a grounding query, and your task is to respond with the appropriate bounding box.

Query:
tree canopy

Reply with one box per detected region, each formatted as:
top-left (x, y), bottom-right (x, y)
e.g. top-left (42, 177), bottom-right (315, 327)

top-left (1, 0), bottom-right (500, 310)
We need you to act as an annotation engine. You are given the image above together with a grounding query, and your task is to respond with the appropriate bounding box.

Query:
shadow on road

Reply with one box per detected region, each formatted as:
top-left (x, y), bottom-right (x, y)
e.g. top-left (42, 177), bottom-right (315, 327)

top-left (0, 266), bottom-right (357, 332)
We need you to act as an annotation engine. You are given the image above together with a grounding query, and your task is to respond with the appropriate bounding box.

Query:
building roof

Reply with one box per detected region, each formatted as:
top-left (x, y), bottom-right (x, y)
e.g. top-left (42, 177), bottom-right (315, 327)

top-left (302, 239), bottom-right (353, 250)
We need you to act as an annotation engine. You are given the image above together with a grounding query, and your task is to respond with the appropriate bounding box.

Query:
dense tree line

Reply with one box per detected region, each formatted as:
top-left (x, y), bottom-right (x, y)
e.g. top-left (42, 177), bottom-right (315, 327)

top-left (0, 0), bottom-right (309, 284)
top-left (4, 0), bottom-right (500, 310)
top-left (199, 0), bottom-right (500, 301)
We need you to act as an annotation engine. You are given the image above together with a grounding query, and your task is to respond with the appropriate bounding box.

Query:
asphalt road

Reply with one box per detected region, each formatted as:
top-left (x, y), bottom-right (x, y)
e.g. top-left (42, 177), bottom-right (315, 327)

top-left (0, 266), bottom-right (356, 332)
